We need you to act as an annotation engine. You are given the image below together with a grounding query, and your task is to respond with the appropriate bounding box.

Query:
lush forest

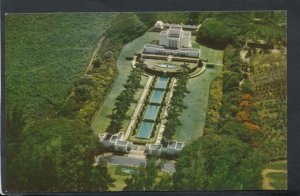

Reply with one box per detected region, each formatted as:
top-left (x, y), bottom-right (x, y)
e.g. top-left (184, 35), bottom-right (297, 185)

top-left (196, 11), bottom-right (286, 49)
top-left (5, 13), bottom-right (115, 121)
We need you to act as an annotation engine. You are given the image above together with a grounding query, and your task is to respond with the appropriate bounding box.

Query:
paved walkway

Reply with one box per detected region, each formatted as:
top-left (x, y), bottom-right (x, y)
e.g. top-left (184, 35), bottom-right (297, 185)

top-left (189, 63), bottom-right (207, 78)
top-left (122, 76), bottom-right (154, 140)
top-left (127, 145), bottom-right (146, 159)
top-left (131, 55), bottom-right (137, 68)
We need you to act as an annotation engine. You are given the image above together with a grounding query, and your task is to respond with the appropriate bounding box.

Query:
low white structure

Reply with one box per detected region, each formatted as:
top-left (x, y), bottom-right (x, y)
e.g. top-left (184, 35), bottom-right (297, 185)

top-left (162, 140), bottom-right (184, 155)
top-left (143, 44), bottom-right (200, 58)
top-left (114, 140), bottom-right (132, 152)
top-left (154, 21), bottom-right (200, 31)
top-left (146, 140), bottom-right (184, 156)
top-left (154, 20), bottom-right (164, 29)
top-left (146, 144), bottom-right (162, 155)
top-left (100, 132), bottom-right (184, 155)
top-left (99, 132), bottom-right (132, 153)
top-left (159, 27), bottom-right (191, 48)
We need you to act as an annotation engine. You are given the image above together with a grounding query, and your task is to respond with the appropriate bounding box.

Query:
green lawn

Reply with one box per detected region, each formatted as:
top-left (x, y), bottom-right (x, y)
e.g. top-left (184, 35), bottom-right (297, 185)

top-left (175, 64), bottom-right (223, 143)
top-left (191, 36), bottom-right (224, 64)
top-left (91, 32), bottom-right (160, 134)
top-left (5, 13), bottom-right (114, 119)
top-left (175, 42), bottom-right (223, 143)
top-left (263, 160), bottom-right (287, 190)
top-left (108, 164), bottom-right (129, 191)
top-left (267, 172), bottom-right (287, 190)
top-left (265, 160), bottom-right (287, 170)
top-left (107, 164), bottom-right (169, 191)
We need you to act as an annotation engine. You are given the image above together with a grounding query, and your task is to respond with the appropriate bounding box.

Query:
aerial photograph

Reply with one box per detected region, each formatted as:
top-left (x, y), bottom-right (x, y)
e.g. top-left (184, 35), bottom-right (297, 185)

top-left (5, 11), bottom-right (287, 192)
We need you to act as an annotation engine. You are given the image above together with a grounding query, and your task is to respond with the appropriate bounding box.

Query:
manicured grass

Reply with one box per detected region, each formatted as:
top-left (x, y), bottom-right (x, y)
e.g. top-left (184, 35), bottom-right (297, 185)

top-left (108, 164), bottom-right (129, 191)
top-left (175, 44), bottom-right (223, 143)
top-left (263, 160), bottom-right (287, 190)
top-left (91, 32), bottom-right (160, 134)
top-left (175, 64), bottom-right (223, 143)
top-left (265, 160), bottom-right (287, 170)
top-left (191, 36), bottom-right (224, 64)
top-left (107, 164), bottom-right (169, 191)
top-left (5, 13), bottom-right (114, 119)
top-left (267, 172), bottom-right (287, 190)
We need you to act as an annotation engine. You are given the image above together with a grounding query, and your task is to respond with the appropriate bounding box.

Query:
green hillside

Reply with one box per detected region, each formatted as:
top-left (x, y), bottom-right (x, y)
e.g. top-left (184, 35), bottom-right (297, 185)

top-left (5, 13), bottom-right (115, 120)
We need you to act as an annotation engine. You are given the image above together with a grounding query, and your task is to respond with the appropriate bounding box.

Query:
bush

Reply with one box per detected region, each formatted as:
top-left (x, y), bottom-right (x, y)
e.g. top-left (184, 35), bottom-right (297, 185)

top-left (74, 85), bottom-right (92, 102)
top-left (125, 56), bottom-right (133, 61)
top-left (58, 97), bottom-right (80, 116)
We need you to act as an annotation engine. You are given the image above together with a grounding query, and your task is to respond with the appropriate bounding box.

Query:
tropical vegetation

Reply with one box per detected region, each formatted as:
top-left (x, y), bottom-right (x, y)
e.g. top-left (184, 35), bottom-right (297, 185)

top-left (106, 65), bottom-right (143, 133)
top-left (163, 64), bottom-right (190, 140)
top-left (123, 157), bottom-right (173, 191)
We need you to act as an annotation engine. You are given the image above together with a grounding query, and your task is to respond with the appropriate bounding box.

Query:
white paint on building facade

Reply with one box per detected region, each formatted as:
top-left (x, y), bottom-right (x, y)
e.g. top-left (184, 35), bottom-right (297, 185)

top-left (154, 21), bottom-right (200, 31)
top-left (159, 27), bottom-right (191, 48)
top-left (143, 44), bottom-right (200, 58)
top-left (99, 132), bottom-right (132, 153)
top-left (144, 23), bottom-right (201, 59)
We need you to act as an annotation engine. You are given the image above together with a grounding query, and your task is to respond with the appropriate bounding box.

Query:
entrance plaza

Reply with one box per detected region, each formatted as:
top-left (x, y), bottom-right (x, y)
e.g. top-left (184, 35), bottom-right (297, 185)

top-left (98, 21), bottom-right (223, 158)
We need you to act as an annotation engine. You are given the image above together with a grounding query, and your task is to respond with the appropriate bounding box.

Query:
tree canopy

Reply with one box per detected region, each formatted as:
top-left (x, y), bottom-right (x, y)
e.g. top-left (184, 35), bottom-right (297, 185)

top-left (123, 157), bottom-right (173, 191)
top-left (173, 134), bottom-right (264, 190)
top-left (7, 118), bottom-right (114, 192)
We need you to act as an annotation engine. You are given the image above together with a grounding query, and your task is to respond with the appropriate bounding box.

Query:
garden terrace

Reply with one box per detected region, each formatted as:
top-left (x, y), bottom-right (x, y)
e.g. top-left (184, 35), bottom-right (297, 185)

top-left (143, 58), bottom-right (198, 76)
top-left (134, 76), bottom-right (169, 140)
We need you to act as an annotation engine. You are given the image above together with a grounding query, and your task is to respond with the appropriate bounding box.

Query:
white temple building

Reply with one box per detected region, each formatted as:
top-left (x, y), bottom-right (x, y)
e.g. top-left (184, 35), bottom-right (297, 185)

top-left (159, 26), bottom-right (191, 48)
top-left (143, 21), bottom-right (201, 59)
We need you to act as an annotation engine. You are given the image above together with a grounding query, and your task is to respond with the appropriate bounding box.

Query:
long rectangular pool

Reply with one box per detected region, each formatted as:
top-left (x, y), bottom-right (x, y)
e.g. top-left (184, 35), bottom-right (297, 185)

top-left (136, 121), bottom-right (155, 139)
top-left (155, 77), bottom-right (169, 90)
top-left (135, 76), bottom-right (169, 140)
top-left (144, 104), bottom-right (160, 121)
top-left (149, 89), bottom-right (165, 104)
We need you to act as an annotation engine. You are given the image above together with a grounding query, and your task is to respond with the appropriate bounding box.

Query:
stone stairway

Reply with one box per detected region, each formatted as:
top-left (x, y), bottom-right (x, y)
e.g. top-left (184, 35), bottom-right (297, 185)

top-left (127, 145), bottom-right (146, 159)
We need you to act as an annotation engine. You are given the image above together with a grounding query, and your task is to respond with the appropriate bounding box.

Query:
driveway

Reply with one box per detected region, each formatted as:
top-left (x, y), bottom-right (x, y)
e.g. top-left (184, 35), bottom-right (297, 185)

top-left (107, 155), bottom-right (176, 173)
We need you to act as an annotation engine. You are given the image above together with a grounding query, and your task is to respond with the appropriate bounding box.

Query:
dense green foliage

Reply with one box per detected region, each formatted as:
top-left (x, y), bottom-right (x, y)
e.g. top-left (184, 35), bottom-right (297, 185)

top-left (196, 11), bottom-right (286, 49)
top-left (106, 14), bottom-right (147, 45)
top-left (174, 44), bottom-right (266, 190)
top-left (5, 12), bottom-right (159, 192)
top-left (106, 66), bottom-right (143, 133)
top-left (123, 158), bottom-right (173, 191)
top-left (58, 54), bottom-right (117, 123)
top-left (5, 13), bottom-right (115, 121)
top-left (174, 134), bottom-right (264, 190)
top-left (163, 65), bottom-right (190, 140)
top-left (6, 117), bottom-right (114, 192)
top-left (248, 53), bottom-right (287, 161)
top-left (203, 74), bottom-right (223, 133)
